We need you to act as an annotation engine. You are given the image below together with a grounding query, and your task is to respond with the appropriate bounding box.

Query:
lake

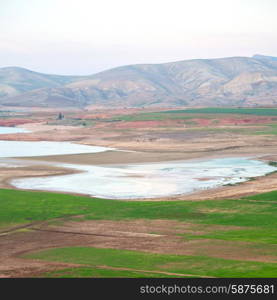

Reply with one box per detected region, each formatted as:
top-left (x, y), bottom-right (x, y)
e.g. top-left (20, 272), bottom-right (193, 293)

top-left (0, 126), bottom-right (30, 134)
top-left (0, 140), bottom-right (114, 157)
top-left (1, 136), bottom-right (275, 199)
top-left (11, 157), bottom-right (277, 199)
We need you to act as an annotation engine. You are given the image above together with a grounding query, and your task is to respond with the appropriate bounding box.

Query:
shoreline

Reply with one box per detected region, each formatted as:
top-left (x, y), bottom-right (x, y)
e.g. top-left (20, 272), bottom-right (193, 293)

top-left (17, 148), bottom-right (277, 166)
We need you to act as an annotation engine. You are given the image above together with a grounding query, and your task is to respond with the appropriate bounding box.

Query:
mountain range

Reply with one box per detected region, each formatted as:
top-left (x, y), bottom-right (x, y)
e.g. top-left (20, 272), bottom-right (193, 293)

top-left (0, 54), bottom-right (277, 108)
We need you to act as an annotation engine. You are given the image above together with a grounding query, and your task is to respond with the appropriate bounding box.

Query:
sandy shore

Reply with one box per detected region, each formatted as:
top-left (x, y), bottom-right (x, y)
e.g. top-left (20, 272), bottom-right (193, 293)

top-left (17, 149), bottom-right (277, 166)
top-left (18, 150), bottom-right (211, 165)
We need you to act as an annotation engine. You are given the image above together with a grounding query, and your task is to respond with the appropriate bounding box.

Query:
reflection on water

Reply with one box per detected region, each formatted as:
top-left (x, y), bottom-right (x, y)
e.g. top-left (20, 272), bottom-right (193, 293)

top-left (0, 126), bottom-right (29, 134)
top-left (12, 158), bottom-right (277, 199)
top-left (0, 141), bottom-right (114, 157)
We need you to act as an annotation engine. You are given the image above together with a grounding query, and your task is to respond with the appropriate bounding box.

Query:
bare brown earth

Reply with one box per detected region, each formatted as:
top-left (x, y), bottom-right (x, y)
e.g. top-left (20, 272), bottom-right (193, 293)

top-left (1, 219), bottom-right (276, 277)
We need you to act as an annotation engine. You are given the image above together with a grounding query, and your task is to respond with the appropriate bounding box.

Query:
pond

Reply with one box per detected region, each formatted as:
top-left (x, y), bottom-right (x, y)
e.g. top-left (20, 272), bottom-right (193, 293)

top-left (0, 126), bottom-right (30, 134)
top-left (11, 157), bottom-right (277, 199)
top-left (0, 140), bottom-right (114, 157)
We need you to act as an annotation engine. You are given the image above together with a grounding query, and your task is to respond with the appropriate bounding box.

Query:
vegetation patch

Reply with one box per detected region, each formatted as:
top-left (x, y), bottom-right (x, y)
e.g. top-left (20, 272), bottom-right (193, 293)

top-left (1, 189), bottom-right (277, 229)
top-left (161, 108), bottom-right (277, 116)
top-left (25, 247), bottom-right (277, 278)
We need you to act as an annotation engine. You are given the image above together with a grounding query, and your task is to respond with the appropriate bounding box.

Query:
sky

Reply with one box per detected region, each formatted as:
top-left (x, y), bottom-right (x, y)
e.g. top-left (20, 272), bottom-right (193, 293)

top-left (0, 0), bottom-right (276, 75)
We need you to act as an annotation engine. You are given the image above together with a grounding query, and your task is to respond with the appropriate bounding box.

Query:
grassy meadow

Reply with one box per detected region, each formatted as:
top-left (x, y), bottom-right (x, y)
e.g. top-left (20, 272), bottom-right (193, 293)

top-left (161, 108), bottom-right (277, 116)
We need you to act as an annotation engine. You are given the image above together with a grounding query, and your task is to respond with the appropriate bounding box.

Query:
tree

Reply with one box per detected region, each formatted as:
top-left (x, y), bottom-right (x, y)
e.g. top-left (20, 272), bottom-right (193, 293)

top-left (57, 112), bottom-right (64, 120)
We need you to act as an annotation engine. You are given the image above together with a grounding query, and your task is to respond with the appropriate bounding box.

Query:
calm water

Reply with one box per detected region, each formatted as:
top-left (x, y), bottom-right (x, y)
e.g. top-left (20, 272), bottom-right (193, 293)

top-left (0, 141), bottom-right (114, 157)
top-left (12, 158), bottom-right (277, 199)
top-left (0, 126), bottom-right (29, 134)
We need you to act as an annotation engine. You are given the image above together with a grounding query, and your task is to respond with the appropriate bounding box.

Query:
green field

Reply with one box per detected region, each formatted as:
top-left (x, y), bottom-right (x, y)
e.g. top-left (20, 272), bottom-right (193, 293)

top-left (109, 107), bottom-right (277, 123)
top-left (27, 247), bottom-right (277, 278)
top-left (1, 188), bottom-right (277, 277)
top-left (161, 108), bottom-right (277, 116)
top-left (112, 112), bottom-right (199, 121)
top-left (254, 124), bottom-right (277, 135)
top-left (1, 188), bottom-right (277, 229)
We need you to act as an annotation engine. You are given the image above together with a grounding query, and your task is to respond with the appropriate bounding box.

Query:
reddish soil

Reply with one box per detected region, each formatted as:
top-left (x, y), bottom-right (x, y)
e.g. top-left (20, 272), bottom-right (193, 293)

top-left (190, 116), bottom-right (276, 126)
top-left (0, 119), bottom-right (36, 126)
top-left (217, 117), bottom-right (276, 125)
top-left (112, 120), bottom-right (182, 129)
top-left (190, 118), bottom-right (213, 126)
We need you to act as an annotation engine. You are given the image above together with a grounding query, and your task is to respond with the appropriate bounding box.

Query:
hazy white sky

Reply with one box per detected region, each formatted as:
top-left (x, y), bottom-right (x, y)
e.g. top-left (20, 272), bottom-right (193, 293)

top-left (1, 0), bottom-right (276, 74)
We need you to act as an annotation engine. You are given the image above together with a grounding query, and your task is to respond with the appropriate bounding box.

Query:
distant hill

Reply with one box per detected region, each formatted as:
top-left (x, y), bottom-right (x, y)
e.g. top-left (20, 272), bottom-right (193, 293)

top-left (0, 55), bottom-right (277, 108)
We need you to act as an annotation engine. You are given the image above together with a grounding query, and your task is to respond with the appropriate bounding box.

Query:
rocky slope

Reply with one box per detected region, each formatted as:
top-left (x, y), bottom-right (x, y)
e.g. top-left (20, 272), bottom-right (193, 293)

top-left (0, 55), bottom-right (276, 108)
